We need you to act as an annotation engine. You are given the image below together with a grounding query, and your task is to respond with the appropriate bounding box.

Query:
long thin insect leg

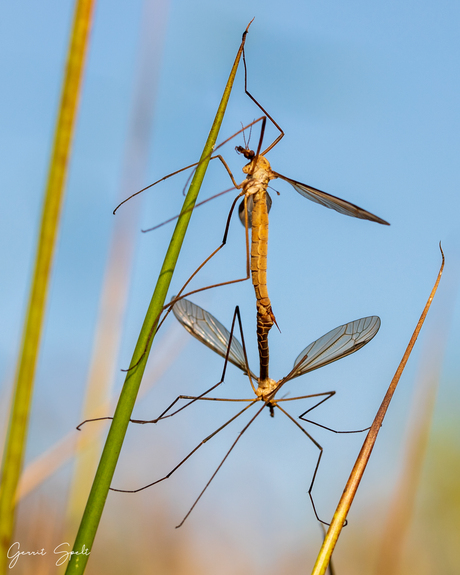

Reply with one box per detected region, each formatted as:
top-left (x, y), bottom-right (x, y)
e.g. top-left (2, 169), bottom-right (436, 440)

top-left (234, 303), bottom-right (258, 395)
top-left (120, 118), bottom-right (268, 374)
top-left (179, 150), bottom-right (245, 197)
top-left (274, 402), bottom-right (328, 525)
top-left (242, 46), bottom-right (284, 155)
top-left (135, 304), bottom-right (255, 421)
top-left (130, 394), bottom-right (255, 423)
top-left (123, 189), bottom-right (252, 373)
top-left (276, 391), bottom-right (370, 433)
top-left (112, 21), bottom-right (252, 214)
top-left (275, 392), bottom-right (337, 403)
top-left (223, 304), bottom-right (258, 394)
top-left (142, 187), bottom-right (236, 233)
top-left (131, 384), bottom-right (226, 424)
top-left (213, 116), bottom-right (265, 156)
top-left (174, 396), bottom-right (255, 403)
top-left (175, 402), bottom-right (266, 528)
top-left (110, 399), bottom-right (259, 494)
top-left (74, 390), bottom-right (225, 430)
top-left (298, 393), bottom-right (370, 434)
top-left (75, 379), bottom-right (228, 431)
top-left (113, 161), bottom-right (202, 214)
top-left (76, 384), bottom-right (237, 430)
top-left (114, 116), bottom-right (265, 213)
top-left (141, 153), bottom-right (244, 233)
top-left (76, 416), bottom-right (117, 431)
top-left (79, 303), bottom-right (252, 429)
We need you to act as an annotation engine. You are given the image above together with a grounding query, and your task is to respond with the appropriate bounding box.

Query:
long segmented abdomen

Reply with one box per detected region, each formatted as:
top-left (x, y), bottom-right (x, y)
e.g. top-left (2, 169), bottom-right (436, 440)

top-left (250, 186), bottom-right (274, 382)
top-left (240, 153), bottom-right (277, 384)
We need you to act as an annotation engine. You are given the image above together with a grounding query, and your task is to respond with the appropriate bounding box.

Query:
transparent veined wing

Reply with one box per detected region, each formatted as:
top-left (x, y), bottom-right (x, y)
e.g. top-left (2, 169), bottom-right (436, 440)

top-left (274, 172), bottom-right (389, 226)
top-left (172, 298), bottom-right (257, 379)
top-left (284, 316), bottom-right (381, 382)
top-left (238, 192), bottom-right (272, 227)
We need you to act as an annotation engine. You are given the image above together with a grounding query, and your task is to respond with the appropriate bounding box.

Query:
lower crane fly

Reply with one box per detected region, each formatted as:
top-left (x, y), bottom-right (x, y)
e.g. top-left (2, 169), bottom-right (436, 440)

top-left (109, 298), bottom-right (380, 527)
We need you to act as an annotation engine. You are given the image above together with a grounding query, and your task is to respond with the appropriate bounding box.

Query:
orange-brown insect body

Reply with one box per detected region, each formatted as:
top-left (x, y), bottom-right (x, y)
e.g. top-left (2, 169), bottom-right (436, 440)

top-left (240, 152), bottom-right (277, 384)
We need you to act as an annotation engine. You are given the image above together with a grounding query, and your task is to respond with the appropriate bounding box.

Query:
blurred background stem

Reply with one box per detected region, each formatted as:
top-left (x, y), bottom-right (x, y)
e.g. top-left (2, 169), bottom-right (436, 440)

top-left (0, 1), bottom-right (95, 571)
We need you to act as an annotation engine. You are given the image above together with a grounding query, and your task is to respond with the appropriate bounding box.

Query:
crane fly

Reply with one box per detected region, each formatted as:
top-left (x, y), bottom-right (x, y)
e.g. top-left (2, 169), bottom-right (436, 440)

top-left (228, 112), bottom-right (388, 381)
top-left (108, 298), bottom-right (380, 527)
top-left (113, 40), bottom-right (389, 372)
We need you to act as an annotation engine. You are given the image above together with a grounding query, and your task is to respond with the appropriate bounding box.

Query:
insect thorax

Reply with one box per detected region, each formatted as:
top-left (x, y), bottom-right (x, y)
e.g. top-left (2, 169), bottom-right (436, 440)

top-left (256, 377), bottom-right (278, 398)
top-left (242, 154), bottom-right (276, 184)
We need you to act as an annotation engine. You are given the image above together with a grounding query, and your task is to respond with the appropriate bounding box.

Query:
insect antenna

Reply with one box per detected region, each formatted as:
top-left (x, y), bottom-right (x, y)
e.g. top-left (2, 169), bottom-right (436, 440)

top-left (240, 119), bottom-right (254, 152)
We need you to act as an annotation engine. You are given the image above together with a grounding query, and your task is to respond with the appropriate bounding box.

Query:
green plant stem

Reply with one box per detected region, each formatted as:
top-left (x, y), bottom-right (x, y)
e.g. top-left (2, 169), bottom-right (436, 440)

top-left (0, 1), bottom-right (95, 572)
top-left (64, 24), bottom-right (252, 575)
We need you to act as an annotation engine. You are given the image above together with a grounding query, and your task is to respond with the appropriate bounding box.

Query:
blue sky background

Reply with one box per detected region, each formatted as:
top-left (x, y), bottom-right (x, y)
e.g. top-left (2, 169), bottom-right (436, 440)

top-left (1, 0), bottom-right (459, 572)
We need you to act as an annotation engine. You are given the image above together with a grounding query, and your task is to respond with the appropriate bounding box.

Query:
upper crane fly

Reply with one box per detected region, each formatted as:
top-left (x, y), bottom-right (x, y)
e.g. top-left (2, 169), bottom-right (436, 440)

top-left (112, 44), bottom-right (389, 369)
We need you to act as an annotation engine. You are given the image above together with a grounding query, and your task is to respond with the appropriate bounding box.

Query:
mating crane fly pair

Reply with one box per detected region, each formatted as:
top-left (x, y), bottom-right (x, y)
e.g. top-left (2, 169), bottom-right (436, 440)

top-left (98, 39), bottom-right (390, 526)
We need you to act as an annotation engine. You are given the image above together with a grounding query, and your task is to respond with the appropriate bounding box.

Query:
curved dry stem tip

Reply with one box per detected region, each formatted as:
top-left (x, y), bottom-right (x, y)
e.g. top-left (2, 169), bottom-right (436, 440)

top-left (438, 241), bottom-right (444, 262)
top-left (244, 18), bottom-right (255, 35)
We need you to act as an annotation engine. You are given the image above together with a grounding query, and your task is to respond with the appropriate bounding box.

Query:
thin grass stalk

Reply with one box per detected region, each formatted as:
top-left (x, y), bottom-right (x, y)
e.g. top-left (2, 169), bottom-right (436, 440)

top-left (64, 24), bottom-right (252, 575)
top-left (0, 1), bottom-right (95, 570)
top-left (311, 245), bottom-right (444, 575)
top-left (375, 266), bottom-right (456, 574)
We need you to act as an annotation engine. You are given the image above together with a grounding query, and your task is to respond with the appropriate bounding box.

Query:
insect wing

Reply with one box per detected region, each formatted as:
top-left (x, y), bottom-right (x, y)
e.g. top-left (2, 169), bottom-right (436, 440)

top-left (286, 316), bottom-right (381, 381)
top-left (274, 173), bottom-right (389, 226)
top-left (238, 192), bottom-right (272, 227)
top-left (172, 298), bottom-right (256, 378)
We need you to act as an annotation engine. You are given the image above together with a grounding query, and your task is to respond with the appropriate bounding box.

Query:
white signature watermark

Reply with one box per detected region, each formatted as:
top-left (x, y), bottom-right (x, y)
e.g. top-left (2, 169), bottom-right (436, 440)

top-left (7, 542), bottom-right (90, 568)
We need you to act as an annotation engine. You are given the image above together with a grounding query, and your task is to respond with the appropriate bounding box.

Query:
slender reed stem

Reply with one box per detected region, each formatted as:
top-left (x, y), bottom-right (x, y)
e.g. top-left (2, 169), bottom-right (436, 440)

top-left (64, 23), bottom-right (252, 575)
top-left (311, 245), bottom-right (444, 575)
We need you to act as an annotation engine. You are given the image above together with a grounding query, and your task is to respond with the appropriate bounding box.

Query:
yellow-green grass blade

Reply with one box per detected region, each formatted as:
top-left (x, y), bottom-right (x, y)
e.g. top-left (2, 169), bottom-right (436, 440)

top-left (0, 1), bottom-right (96, 571)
